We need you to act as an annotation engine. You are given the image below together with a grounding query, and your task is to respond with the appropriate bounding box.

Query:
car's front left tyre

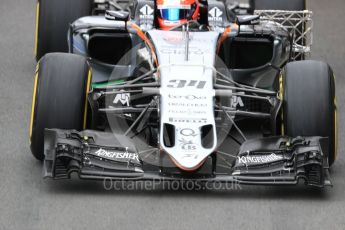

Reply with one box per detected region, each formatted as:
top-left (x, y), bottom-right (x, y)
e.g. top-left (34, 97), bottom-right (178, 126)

top-left (30, 53), bottom-right (92, 160)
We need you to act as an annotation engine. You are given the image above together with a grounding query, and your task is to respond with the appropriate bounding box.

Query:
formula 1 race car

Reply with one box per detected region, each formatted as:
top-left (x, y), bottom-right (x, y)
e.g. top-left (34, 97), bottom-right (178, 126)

top-left (30, 0), bottom-right (337, 187)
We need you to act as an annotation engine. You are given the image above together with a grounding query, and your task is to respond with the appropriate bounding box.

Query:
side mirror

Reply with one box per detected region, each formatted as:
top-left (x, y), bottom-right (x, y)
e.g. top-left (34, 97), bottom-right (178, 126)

top-left (236, 15), bottom-right (260, 25)
top-left (105, 10), bottom-right (130, 21)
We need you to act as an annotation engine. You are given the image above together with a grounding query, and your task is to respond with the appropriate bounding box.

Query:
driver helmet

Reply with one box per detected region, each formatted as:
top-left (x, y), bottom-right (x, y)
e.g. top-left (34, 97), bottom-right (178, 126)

top-left (156, 0), bottom-right (200, 30)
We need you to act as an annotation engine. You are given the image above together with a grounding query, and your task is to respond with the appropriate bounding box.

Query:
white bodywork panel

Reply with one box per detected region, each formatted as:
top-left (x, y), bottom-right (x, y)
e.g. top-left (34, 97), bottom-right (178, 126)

top-left (148, 30), bottom-right (220, 169)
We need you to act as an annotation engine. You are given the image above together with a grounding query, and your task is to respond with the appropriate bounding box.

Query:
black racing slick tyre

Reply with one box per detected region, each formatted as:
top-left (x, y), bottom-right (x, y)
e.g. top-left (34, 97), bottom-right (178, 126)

top-left (34, 0), bottom-right (93, 61)
top-left (29, 53), bottom-right (92, 160)
top-left (251, 0), bottom-right (306, 10)
top-left (281, 60), bottom-right (337, 166)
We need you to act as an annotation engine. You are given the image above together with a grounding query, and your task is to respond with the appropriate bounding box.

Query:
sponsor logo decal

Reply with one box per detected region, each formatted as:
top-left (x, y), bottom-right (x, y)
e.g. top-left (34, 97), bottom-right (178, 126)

top-left (139, 4), bottom-right (154, 19)
top-left (238, 153), bottom-right (283, 164)
top-left (168, 94), bottom-right (207, 100)
top-left (95, 147), bottom-right (140, 162)
top-left (180, 128), bottom-right (198, 137)
top-left (160, 47), bottom-right (204, 55)
top-left (168, 102), bottom-right (207, 107)
top-left (169, 117), bottom-right (207, 124)
top-left (113, 92), bottom-right (130, 106)
top-left (208, 7), bottom-right (223, 22)
top-left (168, 109), bottom-right (206, 115)
top-left (113, 91), bottom-right (131, 117)
top-left (231, 96), bottom-right (244, 108)
top-left (179, 138), bottom-right (197, 151)
top-left (167, 80), bottom-right (206, 89)
top-left (163, 33), bottom-right (188, 43)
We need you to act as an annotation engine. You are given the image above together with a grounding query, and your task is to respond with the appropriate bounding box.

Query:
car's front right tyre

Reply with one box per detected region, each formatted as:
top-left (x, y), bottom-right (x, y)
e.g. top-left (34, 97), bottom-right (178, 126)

top-left (281, 60), bottom-right (337, 166)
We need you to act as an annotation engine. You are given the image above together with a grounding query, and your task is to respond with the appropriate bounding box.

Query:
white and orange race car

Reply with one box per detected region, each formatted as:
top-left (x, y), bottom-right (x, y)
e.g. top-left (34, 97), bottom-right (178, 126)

top-left (30, 0), bottom-right (337, 187)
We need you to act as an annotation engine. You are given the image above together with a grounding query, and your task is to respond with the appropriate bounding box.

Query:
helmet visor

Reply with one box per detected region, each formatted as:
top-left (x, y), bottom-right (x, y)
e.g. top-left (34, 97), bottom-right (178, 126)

top-left (160, 8), bottom-right (191, 21)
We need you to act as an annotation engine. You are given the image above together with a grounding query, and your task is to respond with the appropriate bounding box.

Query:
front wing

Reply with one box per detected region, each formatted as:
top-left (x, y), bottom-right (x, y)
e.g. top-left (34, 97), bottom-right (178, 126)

top-left (43, 129), bottom-right (332, 187)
